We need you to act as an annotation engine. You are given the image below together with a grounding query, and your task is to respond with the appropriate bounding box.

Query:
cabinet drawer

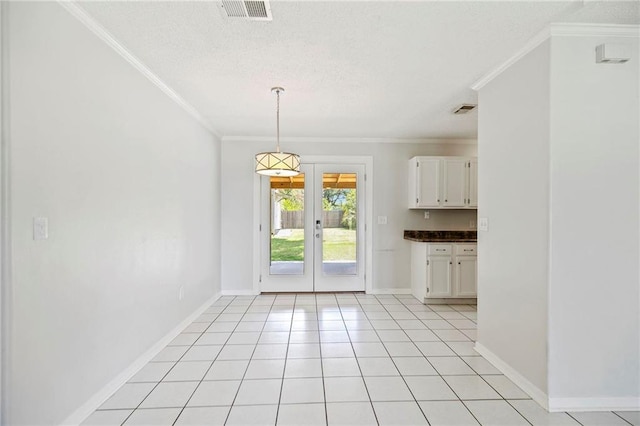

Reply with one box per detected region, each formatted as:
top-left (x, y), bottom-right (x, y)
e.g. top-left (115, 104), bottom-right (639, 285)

top-left (455, 244), bottom-right (477, 255)
top-left (428, 245), bottom-right (452, 255)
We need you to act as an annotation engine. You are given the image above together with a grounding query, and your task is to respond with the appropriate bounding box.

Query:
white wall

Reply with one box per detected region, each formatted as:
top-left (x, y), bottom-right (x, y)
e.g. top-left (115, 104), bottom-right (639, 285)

top-left (547, 34), bottom-right (639, 406)
top-left (221, 139), bottom-right (477, 294)
top-left (476, 41), bottom-right (551, 396)
top-left (477, 28), bottom-right (640, 410)
top-left (4, 3), bottom-right (221, 424)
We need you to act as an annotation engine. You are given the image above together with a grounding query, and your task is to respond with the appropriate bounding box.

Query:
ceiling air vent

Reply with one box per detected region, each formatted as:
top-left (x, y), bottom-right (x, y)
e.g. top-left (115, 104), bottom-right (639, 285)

top-left (452, 104), bottom-right (477, 114)
top-left (221, 0), bottom-right (272, 21)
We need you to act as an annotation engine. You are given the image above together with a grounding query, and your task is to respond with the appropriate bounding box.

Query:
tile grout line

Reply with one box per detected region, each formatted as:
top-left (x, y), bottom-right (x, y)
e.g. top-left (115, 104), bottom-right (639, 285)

top-left (565, 412), bottom-right (587, 426)
top-left (316, 294), bottom-right (330, 426)
top-left (339, 294), bottom-right (381, 425)
top-left (223, 294), bottom-right (279, 425)
top-left (611, 411), bottom-right (634, 426)
top-left (274, 294), bottom-right (298, 425)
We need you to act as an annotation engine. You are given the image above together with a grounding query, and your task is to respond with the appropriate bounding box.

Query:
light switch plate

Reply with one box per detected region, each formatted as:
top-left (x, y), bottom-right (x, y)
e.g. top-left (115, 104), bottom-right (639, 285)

top-left (424, 211), bottom-right (430, 219)
top-left (33, 217), bottom-right (48, 240)
top-left (377, 216), bottom-right (388, 225)
top-left (478, 217), bottom-right (489, 231)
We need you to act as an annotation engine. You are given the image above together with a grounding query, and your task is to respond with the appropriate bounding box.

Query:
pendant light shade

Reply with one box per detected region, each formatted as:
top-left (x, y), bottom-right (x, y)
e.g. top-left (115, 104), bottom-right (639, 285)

top-left (255, 151), bottom-right (301, 176)
top-left (255, 87), bottom-right (300, 176)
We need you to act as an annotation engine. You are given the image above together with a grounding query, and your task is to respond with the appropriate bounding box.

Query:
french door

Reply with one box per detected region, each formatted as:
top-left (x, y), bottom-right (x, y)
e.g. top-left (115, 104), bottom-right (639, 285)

top-left (260, 163), bottom-right (365, 292)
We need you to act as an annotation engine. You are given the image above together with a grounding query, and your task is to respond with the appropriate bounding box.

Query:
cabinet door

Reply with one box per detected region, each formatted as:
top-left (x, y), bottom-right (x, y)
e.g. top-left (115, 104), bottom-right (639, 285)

top-left (443, 159), bottom-right (466, 207)
top-left (427, 256), bottom-right (452, 297)
top-left (455, 257), bottom-right (477, 297)
top-left (416, 158), bottom-right (441, 207)
top-left (468, 159), bottom-right (478, 207)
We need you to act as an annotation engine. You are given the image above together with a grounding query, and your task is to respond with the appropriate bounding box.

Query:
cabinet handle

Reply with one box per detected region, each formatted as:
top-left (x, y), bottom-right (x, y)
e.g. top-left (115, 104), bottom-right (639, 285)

top-left (437, 199), bottom-right (440, 203)
top-left (445, 199), bottom-right (448, 202)
top-left (458, 262), bottom-right (461, 265)
top-left (449, 261), bottom-right (452, 265)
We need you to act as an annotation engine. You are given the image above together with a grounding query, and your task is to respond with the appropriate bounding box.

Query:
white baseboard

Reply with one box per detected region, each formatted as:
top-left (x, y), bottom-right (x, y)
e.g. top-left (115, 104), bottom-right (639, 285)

top-left (221, 289), bottom-right (259, 296)
top-left (474, 342), bottom-right (549, 410)
top-left (548, 397), bottom-right (640, 413)
top-left (425, 298), bottom-right (477, 305)
top-left (369, 288), bottom-right (412, 295)
top-left (61, 292), bottom-right (221, 426)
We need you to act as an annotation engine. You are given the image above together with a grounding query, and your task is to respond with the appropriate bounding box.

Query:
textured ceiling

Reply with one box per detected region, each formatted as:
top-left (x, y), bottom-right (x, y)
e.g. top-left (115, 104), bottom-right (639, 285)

top-left (78, 1), bottom-right (639, 140)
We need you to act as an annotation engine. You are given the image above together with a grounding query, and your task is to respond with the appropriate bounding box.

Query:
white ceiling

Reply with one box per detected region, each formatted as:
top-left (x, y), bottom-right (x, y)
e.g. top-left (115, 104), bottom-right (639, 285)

top-left (78, 1), bottom-right (639, 140)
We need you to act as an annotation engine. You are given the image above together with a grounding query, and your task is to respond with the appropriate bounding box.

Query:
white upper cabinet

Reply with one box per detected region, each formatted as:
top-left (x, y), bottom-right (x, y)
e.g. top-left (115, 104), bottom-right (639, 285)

top-left (409, 157), bottom-right (440, 208)
top-left (443, 159), bottom-right (467, 207)
top-left (408, 156), bottom-right (477, 209)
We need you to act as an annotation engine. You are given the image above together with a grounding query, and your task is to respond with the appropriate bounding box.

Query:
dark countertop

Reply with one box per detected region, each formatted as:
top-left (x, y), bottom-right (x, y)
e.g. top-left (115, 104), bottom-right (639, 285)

top-left (404, 230), bottom-right (477, 243)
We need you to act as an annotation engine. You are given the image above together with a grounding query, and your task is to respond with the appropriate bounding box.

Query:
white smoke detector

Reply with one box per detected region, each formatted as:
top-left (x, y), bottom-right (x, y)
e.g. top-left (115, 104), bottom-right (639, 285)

top-left (596, 43), bottom-right (631, 64)
top-left (221, 1), bottom-right (272, 21)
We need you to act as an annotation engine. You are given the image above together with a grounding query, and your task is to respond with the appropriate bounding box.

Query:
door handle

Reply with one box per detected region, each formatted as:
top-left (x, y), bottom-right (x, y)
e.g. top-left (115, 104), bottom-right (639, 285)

top-left (315, 220), bottom-right (321, 230)
top-left (315, 233), bottom-right (320, 238)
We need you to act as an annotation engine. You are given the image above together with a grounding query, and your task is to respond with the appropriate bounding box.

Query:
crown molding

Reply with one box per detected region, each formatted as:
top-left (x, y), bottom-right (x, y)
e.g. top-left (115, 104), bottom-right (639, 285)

top-left (222, 136), bottom-right (477, 145)
top-left (549, 23), bottom-right (640, 37)
top-left (471, 26), bottom-right (551, 91)
top-left (472, 23), bottom-right (640, 91)
top-left (57, 1), bottom-right (221, 139)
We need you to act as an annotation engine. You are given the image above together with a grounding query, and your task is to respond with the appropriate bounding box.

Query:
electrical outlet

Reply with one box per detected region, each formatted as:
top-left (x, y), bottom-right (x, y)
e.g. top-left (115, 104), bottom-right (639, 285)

top-left (33, 217), bottom-right (48, 240)
top-left (478, 217), bottom-right (489, 231)
top-left (424, 211), bottom-right (430, 219)
top-left (377, 216), bottom-right (388, 225)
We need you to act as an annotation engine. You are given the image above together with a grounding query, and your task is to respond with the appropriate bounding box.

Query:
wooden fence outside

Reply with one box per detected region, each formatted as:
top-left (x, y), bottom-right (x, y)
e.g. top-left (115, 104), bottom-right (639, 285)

top-left (280, 210), bottom-right (344, 229)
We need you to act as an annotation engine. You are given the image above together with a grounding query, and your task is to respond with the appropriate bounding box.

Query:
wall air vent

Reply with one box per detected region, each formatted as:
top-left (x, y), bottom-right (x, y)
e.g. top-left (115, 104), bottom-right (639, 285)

top-left (221, 0), bottom-right (272, 21)
top-left (453, 104), bottom-right (477, 114)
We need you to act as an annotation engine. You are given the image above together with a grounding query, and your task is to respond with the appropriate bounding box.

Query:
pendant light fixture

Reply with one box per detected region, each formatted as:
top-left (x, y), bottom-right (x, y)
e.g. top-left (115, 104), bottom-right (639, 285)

top-left (255, 87), bottom-right (300, 176)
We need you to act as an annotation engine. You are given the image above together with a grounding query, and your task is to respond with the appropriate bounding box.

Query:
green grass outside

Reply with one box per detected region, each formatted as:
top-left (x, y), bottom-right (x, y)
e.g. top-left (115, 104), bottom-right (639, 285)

top-left (271, 228), bottom-right (356, 261)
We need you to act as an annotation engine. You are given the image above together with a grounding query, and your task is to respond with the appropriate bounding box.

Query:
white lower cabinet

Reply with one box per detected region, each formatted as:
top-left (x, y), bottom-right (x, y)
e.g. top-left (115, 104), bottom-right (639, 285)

top-left (427, 256), bottom-right (453, 297)
top-left (411, 242), bottom-right (477, 302)
top-left (455, 257), bottom-right (477, 297)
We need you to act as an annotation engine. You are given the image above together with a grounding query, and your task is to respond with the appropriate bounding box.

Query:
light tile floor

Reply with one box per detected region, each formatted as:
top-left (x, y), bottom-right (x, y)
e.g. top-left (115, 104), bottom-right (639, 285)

top-left (84, 294), bottom-right (639, 426)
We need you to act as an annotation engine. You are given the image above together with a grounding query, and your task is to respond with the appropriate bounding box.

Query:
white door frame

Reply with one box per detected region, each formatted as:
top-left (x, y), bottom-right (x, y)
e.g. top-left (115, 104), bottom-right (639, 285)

top-left (253, 155), bottom-right (373, 294)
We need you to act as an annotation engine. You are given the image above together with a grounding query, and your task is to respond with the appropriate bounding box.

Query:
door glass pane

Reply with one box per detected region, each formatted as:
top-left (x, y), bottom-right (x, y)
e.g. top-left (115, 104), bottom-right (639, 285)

top-left (270, 174), bottom-right (305, 275)
top-left (322, 173), bottom-right (357, 275)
